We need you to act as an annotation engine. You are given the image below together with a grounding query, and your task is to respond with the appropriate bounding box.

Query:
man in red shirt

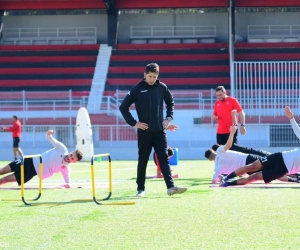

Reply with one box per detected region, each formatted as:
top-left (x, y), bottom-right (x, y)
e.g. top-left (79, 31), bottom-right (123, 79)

top-left (1, 115), bottom-right (24, 160)
top-left (212, 86), bottom-right (246, 145)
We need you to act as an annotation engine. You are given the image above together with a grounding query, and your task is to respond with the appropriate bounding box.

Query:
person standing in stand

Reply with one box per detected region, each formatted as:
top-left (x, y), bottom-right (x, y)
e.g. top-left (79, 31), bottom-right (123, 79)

top-left (1, 115), bottom-right (24, 160)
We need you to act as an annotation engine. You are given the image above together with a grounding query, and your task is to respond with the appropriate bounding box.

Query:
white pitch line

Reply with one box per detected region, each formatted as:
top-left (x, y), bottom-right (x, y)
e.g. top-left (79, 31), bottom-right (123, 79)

top-left (71, 165), bottom-right (156, 173)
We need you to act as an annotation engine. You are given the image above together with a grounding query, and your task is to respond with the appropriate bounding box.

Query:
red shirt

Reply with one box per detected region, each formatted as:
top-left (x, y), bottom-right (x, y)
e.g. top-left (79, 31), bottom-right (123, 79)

top-left (213, 96), bottom-right (243, 134)
top-left (3, 120), bottom-right (22, 138)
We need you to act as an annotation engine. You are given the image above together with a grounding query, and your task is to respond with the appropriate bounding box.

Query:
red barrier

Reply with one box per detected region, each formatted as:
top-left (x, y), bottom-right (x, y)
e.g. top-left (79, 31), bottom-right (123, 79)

top-left (117, 43), bottom-right (229, 50)
top-left (111, 54), bottom-right (229, 61)
top-left (0, 56), bottom-right (97, 63)
top-left (109, 65), bottom-right (230, 74)
top-left (117, 0), bottom-right (228, 8)
top-left (0, 1), bottom-right (105, 10)
top-left (235, 42), bottom-right (300, 49)
top-left (0, 68), bottom-right (95, 75)
top-left (106, 77), bottom-right (230, 85)
top-left (235, 53), bottom-right (300, 61)
top-left (236, 0), bottom-right (300, 7)
top-left (0, 44), bottom-right (100, 51)
top-left (0, 79), bottom-right (92, 87)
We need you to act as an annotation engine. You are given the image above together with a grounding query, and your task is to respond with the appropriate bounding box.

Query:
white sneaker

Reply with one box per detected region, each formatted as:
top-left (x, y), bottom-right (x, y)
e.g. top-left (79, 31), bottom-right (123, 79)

top-left (135, 190), bottom-right (145, 197)
top-left (167, 186), bottom-right (187, 196)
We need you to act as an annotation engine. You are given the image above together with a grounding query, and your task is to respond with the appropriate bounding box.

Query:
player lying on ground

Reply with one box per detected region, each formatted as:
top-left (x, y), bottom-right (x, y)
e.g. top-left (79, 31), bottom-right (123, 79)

top-left (0, 130), bottom-right (83, 188)
top-left (205, 125), bottom-right (297, 184)
top-left (219, 106), bottom-right (300, 187)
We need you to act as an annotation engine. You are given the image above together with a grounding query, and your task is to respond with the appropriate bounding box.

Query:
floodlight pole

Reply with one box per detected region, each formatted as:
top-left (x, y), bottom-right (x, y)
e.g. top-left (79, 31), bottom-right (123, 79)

top-left (229, 0), bottom-right (236, 97)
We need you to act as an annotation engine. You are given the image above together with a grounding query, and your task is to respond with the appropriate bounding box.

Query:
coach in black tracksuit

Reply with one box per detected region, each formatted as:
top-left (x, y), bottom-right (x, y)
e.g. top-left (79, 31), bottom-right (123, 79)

top-left (119, 63), bottom-right (178, 196)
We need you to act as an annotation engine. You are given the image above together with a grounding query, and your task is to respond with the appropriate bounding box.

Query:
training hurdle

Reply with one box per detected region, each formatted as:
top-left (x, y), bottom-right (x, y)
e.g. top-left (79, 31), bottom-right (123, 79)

top-left (72, 153), bottom-right (136, 205)
top-left (2, 154), bottom-right (43, 205)
top-left (2, 153), bottom-right (135, 206)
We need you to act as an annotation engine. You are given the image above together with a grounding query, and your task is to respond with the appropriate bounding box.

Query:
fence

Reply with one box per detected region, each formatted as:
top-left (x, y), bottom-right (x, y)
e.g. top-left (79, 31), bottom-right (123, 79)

top-left (248, 24), bottom-right (300, 42)
top-left (0, 90), bottom-right (85, 119)
top-left (114, 90), bottom-right (204, 112)
top-left (0, 90), bottom-right (120, 119)
top-left (1, 27), bottom-right (97, 45)
top-left (0, 125), bottom-right (137, 148)
top-left (130, 26), bottom-right (216, 38)
top-left (1, 86), bottom-right (299, 121)
top-left (1, 124), bottom-right (299, 150)
top-left (130, 25), bottom-right (216, 43)
top-left (2, 27), bottom-right (97, 38)
top-left (233, 61), bottom-right (300, 117)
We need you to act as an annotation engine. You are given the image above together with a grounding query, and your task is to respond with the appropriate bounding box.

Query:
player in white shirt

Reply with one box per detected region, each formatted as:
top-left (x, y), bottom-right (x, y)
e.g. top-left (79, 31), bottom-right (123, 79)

top-left (0, 130), bottom-right (83, 188)
top-left (219, 106), bottom-right (300, 187)
top-left (205, 116), bottom-right (298, 184)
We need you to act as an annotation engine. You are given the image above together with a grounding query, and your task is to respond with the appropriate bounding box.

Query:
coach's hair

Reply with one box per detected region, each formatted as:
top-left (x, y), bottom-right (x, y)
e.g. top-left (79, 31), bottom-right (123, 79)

top-left (13, 115), bottom-right (18, 120)
top-left (204, 149), bottom-right (213, 159)
top-left (212, 144), bottom-right (220, 151)
top-left (215, 86), bottom-right (226, 93)
top-left (145, 63), bottom-right (159, 74)
top-left (75, 150), bottom-right (83, 161)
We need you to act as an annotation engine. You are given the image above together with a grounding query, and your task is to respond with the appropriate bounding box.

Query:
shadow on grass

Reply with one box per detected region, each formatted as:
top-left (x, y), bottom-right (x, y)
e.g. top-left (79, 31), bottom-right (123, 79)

top-left (7, 196), bottom-right (137, 207)
top-left (146, 177), bottom-right (212, 187)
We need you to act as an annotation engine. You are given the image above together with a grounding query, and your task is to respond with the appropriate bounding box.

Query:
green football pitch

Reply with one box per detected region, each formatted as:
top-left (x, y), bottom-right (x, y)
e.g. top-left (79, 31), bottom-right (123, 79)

top-left (0, 159), bottom-right (299, 250)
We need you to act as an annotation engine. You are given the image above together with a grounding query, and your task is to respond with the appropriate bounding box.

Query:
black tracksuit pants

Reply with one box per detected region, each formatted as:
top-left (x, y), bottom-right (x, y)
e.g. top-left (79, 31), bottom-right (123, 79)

top-left (136, 130), bottom-right (174, 191)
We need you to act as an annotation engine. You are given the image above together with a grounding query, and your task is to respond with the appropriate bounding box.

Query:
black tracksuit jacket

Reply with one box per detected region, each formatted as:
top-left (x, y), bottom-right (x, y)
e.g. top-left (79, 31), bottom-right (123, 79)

top-left (119, 79), bottom-right (174, 132)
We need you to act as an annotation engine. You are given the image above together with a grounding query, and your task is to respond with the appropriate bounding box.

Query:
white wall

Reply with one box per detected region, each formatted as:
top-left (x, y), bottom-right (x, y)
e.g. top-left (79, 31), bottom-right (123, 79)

top-left (2, 14), bottom-right (107, 43)
top-left (118, 12), bottom-right (229, 43)
top-left (235, 12), bottom-right (300, 41)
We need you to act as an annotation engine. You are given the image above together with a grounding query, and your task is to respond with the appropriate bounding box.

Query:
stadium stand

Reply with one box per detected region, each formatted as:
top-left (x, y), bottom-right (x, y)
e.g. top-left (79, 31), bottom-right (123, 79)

top-left (0, 0), bottom-right (106, 10)
top-left (104, 43), bottom-right (230, 96)
top-left (0, 44), bottom-right (99, 98)
top-left (235, 42), bottom-right (300, 61)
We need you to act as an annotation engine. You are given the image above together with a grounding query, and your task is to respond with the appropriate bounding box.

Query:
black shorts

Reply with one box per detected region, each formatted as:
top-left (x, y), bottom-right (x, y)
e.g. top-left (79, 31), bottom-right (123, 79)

top-left (9, 158), bottom-right (37, 186)
top-left (217, 131), bottom-right (238, 145)
top-left (13, 137), bottom-right (20, 148)
top-left (259, 152), bottom-right (288, 184)
top-left (246, 154), bottom-right (262, 175)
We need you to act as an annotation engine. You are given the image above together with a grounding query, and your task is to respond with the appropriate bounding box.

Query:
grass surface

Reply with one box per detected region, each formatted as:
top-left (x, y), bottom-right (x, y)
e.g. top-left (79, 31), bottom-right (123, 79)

top-left (0, 159), bottom-right (300, 250)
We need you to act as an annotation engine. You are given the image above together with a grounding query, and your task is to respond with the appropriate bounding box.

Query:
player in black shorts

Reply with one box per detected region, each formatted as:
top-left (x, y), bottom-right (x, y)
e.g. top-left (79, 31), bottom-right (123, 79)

top-left (218, 152), bottom-right (291, 187)
top-left (205, 125), bottom-right (297, 184)
top-left (4, 158), bottom-right (37, 185)
top-left (0, 130), bottom-right (83, 187)
top-left (219, 106), bottom-right (300, 187)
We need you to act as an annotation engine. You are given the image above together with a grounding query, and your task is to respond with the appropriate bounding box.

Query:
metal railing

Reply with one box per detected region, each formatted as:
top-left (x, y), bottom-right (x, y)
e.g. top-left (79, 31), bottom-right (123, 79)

top-left (2, 27), bottom-right (97, 39)
top-left (248, 25), bottom-right (300, 37)
top-left (233, 61), bottom-right (300, 117)
top-left (0, 90), bottom-right (86, 119)
top-left (1, 86), bottom-right (299, 121)
top-left (1, 124), bottom-right (299, 149)
top-left (114, 90), bottom-right (204, 111)
top-left (130, 25), bottom-right (216, 38)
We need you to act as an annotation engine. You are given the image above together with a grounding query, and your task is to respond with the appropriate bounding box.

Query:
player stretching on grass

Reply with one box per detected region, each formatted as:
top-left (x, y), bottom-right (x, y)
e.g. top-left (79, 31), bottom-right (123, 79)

top-left (0, 130), bottom-right (83, 188)
top-left (219, 106), bottom-right (300, 187)
top-left (205, 125), bottom-right (299, 184)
